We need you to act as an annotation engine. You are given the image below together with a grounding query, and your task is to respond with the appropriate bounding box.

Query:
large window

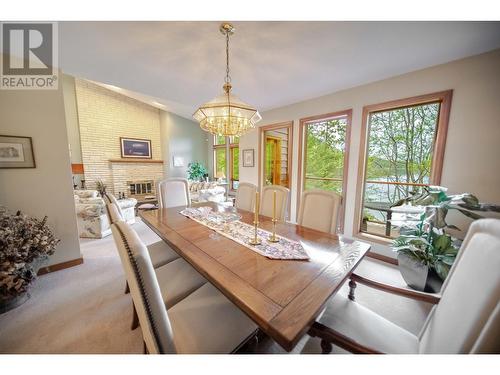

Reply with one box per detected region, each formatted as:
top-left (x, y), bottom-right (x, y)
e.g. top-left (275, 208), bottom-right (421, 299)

top-left (213, 136), bottom-right (239, 190)
top-left (356, 91), bottom-right (452, 239)
top-left (298, 110), bottom-right (352, 230)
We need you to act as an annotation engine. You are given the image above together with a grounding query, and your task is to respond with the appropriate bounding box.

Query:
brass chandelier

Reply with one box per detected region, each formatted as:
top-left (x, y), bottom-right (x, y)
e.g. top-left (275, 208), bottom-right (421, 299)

top-left (193, 23), bottom-right (261, 137)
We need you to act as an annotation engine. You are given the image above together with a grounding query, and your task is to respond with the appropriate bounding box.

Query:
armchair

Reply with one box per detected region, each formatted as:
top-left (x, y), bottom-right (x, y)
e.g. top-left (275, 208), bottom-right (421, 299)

top-left (74, 190), bottom-right (136, 238)
top-left (307, 219), bottom-right (500, 354)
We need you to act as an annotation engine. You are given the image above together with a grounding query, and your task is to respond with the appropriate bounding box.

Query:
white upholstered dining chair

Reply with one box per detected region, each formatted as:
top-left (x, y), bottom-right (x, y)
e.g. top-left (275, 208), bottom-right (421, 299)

top-left (260, 185), bottom-right (290, 221)
top-left (235, 182), bottom-right (257, 212)
top-left (297, 189), bottom-right (341, 235)
top-left (111, 220), bottom-right (258, 353)
top-left (106, 203), bottom-right (180, 270)
top-left (306, 218), bottom-right (500, 354)
top-left (157, 178), bottom-right (190, 208)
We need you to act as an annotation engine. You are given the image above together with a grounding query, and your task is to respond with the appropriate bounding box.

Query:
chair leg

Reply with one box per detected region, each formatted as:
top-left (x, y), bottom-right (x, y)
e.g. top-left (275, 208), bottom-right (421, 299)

top-left (320, 339), bottom-right (333, 354)
top-left (143, 340), bottom-right (148, 354)
top-left (348, 278), bottom-right (357, 301)
top-left (131, 302), bottom-right (139, 330)
top-left (124, 281), bottom-right (130, 294)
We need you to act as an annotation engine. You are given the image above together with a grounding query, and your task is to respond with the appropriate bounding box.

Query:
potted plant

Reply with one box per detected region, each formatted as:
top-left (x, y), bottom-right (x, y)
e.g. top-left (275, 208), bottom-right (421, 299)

top-left (0, 208), bottom-right (59, 313)
top-left (187, 162), bottom-right (208, 182)
top-left (391, 186), bottom-right (500, 292)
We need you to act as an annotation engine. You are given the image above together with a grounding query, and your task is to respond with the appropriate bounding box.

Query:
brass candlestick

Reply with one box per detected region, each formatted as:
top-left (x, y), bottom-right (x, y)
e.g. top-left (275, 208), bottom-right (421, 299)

top-left (268, 218), bottom-right (279, 243)
top-left (249, 220), bottom-right (262, 245)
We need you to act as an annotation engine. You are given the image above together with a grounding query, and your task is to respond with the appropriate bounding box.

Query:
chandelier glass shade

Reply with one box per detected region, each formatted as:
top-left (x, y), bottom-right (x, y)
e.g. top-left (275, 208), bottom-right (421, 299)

top-left (193, 23), bottom-right (261, 137)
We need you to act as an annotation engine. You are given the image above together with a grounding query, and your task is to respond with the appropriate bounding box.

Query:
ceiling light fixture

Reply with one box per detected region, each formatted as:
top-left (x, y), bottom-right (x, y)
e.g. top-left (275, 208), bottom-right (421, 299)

top-left (193, 22), bottom-right (261, 137)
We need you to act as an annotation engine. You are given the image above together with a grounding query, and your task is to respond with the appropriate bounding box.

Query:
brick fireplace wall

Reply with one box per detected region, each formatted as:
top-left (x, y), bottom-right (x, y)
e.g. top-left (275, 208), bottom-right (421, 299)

top-left (75, 79), bottom-right (164, 195)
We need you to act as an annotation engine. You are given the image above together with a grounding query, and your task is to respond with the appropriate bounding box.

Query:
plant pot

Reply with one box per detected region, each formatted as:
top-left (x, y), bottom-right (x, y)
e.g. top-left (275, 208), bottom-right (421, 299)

top-left (397, 253), bottom-right (443, 293)
top-left (0, 292), bottom-right (30, 314)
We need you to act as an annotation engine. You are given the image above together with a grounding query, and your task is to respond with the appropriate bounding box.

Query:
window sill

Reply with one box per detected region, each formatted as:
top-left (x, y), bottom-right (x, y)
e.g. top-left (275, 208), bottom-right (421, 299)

top-left (354, 231), bottom-right (393, 246)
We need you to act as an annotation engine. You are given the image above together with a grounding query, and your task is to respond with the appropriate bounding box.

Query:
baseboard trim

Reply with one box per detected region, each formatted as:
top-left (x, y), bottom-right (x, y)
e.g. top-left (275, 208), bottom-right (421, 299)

top-left (37, 257), bottom-right (84, 276)
top-left (366, 251), bottom-right (398, 265)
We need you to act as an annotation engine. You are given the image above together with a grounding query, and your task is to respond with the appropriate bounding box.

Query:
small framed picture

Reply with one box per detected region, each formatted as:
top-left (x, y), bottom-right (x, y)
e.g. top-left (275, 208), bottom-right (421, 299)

top-left (0, 135), bottom-right (36, 169)
top-left (242, 149), bottom-right (255, 167)
top-left (120, 137), bottom-right (152, 159)
top-left (173, 156), bottom-right (184, 167)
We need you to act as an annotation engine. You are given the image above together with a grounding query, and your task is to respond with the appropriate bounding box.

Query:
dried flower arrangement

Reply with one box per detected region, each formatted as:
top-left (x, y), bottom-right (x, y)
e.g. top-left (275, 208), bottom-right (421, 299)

top-left (0, 207), bottom-right (59, 310)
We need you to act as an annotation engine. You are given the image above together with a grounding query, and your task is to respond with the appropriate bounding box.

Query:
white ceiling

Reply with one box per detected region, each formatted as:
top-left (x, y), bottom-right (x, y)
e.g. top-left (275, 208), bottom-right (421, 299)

top-left (59, 21), bottom-right (500, 119)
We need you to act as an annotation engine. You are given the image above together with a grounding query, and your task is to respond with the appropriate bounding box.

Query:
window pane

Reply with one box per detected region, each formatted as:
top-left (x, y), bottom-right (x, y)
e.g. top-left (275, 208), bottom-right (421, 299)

top-left (304, 117), bottom-right (347, 195)
top-left (214, 135), bottom-right (226, 145)
top-left (231, 136), bottom-right (240, 144)
top-left (215, 148), bottom-right (226, 178)
top-left (361, 102), bottom-right (440, 238)
top-left (263, 127), bottom-right (290, 187)
top-left (231, 147), bottom-right (239, 190)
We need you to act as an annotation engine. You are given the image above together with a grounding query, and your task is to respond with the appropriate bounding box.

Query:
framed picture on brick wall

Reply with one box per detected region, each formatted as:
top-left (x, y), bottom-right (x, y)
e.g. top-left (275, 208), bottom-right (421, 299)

top-left (120, 137), bottom-right (152, 159)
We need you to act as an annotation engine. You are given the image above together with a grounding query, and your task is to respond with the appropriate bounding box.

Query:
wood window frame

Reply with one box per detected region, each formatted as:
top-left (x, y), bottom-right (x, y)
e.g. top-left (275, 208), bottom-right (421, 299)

top-left (297, 109), bottom-right (353, 232)
top-left (213, 136), bottom-right (239, 190)
top-left (353, 90), bottom-right (453, 244)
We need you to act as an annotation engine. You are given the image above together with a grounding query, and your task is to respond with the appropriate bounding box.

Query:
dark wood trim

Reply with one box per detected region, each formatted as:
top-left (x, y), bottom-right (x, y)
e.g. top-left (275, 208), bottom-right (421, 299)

top-left (366, 250), bottom-right (398, 265)
top-left (37, 257), bottom-right (84, 276)
top-left (353, 90), bottom-right (453, 240)
top-left (308, 321), bottom-right (383, 354)
top-left (108, 159), bottom-right (163, 164)
top-left (297, 109), bottom-right (352, 232)
top-left (350, 274), bottom-right (441, 304)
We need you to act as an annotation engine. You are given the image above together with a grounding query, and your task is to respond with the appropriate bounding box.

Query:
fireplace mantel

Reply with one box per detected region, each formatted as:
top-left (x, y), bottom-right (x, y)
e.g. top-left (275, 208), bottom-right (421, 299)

top-left (109, 159), bottom-right (163, 164)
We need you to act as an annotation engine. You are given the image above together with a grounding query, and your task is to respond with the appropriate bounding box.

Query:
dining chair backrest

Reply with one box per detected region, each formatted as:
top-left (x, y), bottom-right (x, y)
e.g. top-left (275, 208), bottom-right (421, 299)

top-left (111, 220), bottom-right (176, 354)
top-left (260, 185), bottom-right (290, 221)
top-left (418, 218), bottom-right (500, 353)
top-left (297, 189), bottom-right (341, 235)
top-left (103, 192), bottom-right (124, 217)
top-left (106, 202), bottom-right (123, 224)
top-left (158, 178), bottom-right (190, 208)
top-left (235, 182), bottom-right (257, 212)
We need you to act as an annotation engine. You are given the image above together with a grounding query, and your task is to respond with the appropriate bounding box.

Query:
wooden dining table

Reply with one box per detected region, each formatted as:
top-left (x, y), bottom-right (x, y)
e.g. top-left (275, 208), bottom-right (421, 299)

top-left (139, 202), bottom-right (371, 351)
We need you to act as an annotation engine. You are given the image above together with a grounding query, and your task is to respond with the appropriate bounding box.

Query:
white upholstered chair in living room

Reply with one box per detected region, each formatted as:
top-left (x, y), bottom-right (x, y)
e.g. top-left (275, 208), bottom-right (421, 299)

top-left (158, 178), bottom-right (190, 208)
top-left (306, 219), bottom-right (500, 354)
top-left (260, 185), bottom-right (290, 221)
top-left (235, 182), bottom-right (257, 212)
top-left (297, 189), bottom-right (341, 235)
top-left (111, 220), bottom-right (258, 353)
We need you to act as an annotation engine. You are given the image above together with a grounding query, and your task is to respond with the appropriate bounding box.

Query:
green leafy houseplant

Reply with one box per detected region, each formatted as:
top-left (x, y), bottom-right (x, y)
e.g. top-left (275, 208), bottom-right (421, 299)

top-left (187, 162), bottom-right (207, 181)
top-left (0, 208), bottom-right (59, 313)
top-left (392, 186), bottom-right (500, 283)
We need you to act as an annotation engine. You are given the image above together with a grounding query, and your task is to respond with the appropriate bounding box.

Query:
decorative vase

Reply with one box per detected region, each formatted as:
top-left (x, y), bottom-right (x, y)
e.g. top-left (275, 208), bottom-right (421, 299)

top-left (397, 253), bottom-right (443, 293)
top-left (0, 292), bottom-right (30, 314)
top-left (0, 257), bottom-right (47, 315)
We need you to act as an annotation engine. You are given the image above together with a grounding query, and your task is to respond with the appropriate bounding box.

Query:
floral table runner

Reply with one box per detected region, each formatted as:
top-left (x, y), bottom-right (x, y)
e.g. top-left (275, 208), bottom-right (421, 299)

top-left (180, 206), bottom-right (309, 260)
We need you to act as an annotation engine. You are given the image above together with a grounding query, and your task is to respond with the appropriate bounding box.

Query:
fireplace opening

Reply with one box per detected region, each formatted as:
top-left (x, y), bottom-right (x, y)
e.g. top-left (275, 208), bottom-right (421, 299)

top-left (127, 180), bottom-right (155, 200)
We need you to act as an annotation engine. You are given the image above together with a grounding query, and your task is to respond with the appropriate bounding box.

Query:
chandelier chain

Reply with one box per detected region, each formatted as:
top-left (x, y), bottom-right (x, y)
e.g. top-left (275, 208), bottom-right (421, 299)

top-left (225, 31), bottom-right (231, 84)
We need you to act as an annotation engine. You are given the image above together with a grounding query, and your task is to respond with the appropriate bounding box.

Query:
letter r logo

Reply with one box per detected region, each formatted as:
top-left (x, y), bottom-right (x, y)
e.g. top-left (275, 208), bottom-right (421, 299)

top-left (2, 23), bottom-right (53, 75)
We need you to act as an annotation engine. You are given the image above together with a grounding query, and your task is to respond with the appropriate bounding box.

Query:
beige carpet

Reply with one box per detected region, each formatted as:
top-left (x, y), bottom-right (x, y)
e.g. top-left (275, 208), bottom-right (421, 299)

top-left (0, 218), bottom-right (432, 354)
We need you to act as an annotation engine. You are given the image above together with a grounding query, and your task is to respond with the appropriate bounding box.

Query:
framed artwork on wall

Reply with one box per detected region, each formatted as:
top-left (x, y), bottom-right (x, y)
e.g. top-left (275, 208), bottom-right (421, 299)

top-left (242, 149), bottom-right (254, 167)
top-left (120, 137), bottom-right (152, 159)
top-left (173, 156), bottom-right (184, 167)
top-left (0, 135), bottom-right (36, 169)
